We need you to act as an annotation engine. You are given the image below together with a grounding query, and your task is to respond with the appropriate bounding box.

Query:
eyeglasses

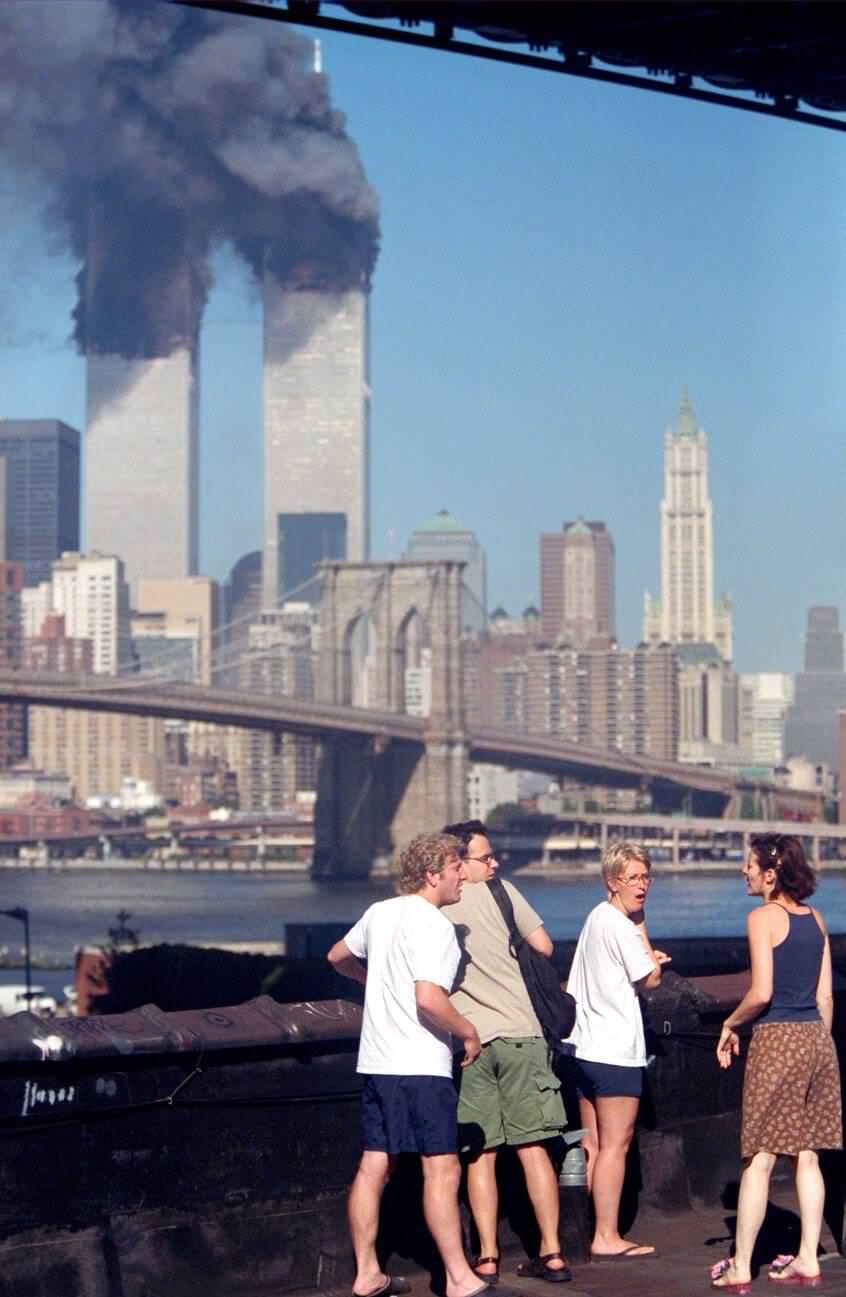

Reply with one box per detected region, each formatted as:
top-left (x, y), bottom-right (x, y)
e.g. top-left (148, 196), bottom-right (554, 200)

top-left (619, 874), bottom-right (651, 887)
top-left (467, 852), bottom-right (497, 864)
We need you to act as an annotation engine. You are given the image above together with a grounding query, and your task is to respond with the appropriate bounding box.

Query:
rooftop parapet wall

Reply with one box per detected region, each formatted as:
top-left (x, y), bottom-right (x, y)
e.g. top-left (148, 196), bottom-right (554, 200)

top-left (0, 994), bottom-right (360, 1064)
top-left (0, 997), bottom-right (365, 1297)
top-left (0, 985), bottom-right (841, 1297)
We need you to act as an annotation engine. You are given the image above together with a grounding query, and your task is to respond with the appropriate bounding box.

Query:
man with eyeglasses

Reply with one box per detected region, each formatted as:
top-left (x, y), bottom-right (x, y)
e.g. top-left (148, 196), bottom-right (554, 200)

top-left (443, 820), bottom-right (570, 1285)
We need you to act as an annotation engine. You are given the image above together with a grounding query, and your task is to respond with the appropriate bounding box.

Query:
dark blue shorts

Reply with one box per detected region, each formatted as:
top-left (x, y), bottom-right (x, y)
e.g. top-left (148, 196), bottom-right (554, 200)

top-left (571, 1057), bottom-right (643, 1100)
top-left (361, 1074), bottom-right (458, 1155)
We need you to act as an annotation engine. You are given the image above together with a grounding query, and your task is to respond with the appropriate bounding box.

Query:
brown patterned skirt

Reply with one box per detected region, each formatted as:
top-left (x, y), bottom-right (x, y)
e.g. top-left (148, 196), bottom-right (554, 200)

top-left (741, 1021), bottom-right (842, 1160)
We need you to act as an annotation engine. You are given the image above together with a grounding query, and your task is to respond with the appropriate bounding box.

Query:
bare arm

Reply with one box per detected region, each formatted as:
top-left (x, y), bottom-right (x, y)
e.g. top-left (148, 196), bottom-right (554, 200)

top-left (716, 908), bottom-right (775, 1068)
top-left (326, 938), bottom-right (367, 987)
top-left (816, 921), bottom-right (834, 1032)
top-left (525, 924), bottom-right (553, 957)
top-left (415, 981), bottom-right (481, 1067)
top-left (635, 965), bottom-right (662, 991)
top-left (632, 917), bottom-right (669, 990)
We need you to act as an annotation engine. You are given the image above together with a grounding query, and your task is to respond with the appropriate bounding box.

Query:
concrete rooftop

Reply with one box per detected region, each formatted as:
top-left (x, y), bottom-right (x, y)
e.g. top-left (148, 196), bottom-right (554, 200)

top-left (323, 1181), bottom-right (846, 1297)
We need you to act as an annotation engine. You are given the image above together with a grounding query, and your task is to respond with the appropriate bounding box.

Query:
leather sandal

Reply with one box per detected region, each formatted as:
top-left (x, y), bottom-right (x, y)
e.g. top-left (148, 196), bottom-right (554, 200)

top-left (472, 1257), bottom-right (500, 1286)
top-left (516, 1253), bottom-right (572, 1283)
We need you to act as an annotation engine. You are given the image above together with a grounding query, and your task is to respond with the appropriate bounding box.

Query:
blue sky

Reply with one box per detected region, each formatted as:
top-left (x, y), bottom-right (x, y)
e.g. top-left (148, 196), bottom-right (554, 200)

top-left (1, 12), bottom-right (844, 673)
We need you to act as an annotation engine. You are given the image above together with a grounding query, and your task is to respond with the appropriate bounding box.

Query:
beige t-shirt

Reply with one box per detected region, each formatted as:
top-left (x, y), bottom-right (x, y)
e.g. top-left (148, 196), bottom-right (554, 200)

top-left (446, 879), bottom-right (544, 1043)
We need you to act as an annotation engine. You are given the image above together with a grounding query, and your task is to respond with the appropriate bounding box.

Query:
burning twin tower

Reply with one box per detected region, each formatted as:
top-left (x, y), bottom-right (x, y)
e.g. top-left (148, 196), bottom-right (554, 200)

top-left (86, 269), bottom-right (370, 607)
top-left (1, 0), bottom-right (378, 604)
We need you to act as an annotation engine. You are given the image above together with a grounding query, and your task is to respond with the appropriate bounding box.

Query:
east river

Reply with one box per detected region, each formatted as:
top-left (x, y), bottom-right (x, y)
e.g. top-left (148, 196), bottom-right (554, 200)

top-left (1, 866), bottom-right (845, 973)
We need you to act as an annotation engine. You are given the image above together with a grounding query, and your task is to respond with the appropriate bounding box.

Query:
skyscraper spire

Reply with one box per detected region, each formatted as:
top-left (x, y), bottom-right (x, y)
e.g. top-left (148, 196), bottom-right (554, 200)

top-left (643, 394), bottom-right (732, 660)
top-left (673, 388), bottom-right (698, 438)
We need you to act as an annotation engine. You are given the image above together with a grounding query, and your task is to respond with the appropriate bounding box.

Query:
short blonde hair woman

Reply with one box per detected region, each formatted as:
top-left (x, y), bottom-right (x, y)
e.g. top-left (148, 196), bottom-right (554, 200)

top-left (564, 841), bottom-right (668, 1260)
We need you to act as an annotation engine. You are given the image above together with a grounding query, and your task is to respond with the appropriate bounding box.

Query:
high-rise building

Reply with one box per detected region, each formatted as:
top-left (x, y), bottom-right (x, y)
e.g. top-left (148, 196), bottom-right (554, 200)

top-left (28, 706), bottom-right (165, 804)
top-left (85, 347), bottom-right (199, 593)
top-left (21, 582), bottom-right (53, 639)
top-left (675, 643), bottom-right (739, 763)
top-left (523, 642), bottom-right (678, 761)
top-left (0, 562), bottom-right (26, 769)
top-left (539, 519), bottom-right (615, 645)
top-left (49, 552), bottom-right (132, 674)
top-left (785, 613), bottom-right (846, 769)
top-left (403, 510), bottom-right (487, 634)
top-left (0, 419), bottom-right (80, 586)
top-left (187, 553), bottom-right (263, 787)
top-left (803, 606), bottom-right (844, 672)
top-left (461, 612), bottom-right (537, 731)
top-left (134, 577), bottom-right (219, 685)
top-left (131, 612), bottom-right (197, 683)
top-left (277, 512), bottom-right (346, 605)
top-left (218, 550), bottom-right (262, 690)
top-left (643, 392), bottom-right (732, 660)
top-left (232, 606), bottom-right (317, 812)
top-left (738, 672), bottom-right (794, 766)
top-left (263, 280), bottom-right (369, 607)
top-left (24, 553), bottom-right (164, 798)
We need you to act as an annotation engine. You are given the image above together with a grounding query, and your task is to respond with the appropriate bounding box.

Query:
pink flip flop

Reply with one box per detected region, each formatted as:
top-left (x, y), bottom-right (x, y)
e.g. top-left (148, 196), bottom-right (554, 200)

top-left (710, 1258), bottom-right (752, 1294)
top-left (768, 1255), bottom-right (822, 1287)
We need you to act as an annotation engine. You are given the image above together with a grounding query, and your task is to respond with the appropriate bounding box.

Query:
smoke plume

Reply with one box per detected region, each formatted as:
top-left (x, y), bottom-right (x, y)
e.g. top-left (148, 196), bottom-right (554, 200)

top-left (0, 0), bottom-right (379, 358)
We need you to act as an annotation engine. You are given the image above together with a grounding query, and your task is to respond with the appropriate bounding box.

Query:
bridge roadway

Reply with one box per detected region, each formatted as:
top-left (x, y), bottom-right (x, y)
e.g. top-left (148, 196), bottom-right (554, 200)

top-left (0, 667), bottom-right (794, 804)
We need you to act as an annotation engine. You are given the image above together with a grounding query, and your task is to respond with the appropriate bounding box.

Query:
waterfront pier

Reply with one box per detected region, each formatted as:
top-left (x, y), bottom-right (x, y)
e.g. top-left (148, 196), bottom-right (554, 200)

top-left (502, 813), bottom-right (846, 872)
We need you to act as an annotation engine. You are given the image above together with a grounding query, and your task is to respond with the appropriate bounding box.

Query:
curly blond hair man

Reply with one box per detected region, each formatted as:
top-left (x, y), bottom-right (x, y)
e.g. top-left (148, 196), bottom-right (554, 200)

top-left (329, 833), bottom-right (498, 1297)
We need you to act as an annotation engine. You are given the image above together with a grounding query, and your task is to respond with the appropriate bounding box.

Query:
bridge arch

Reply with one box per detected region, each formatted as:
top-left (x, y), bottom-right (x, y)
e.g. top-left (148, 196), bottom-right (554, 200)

top-left (317, 561), bottom-right (463, 724)
top-left (314, 560), bottom-right (468, 875)
top-left (394, 604), bottom-right (427, 714)
top-left (340, 608), bottom-right (372, 707)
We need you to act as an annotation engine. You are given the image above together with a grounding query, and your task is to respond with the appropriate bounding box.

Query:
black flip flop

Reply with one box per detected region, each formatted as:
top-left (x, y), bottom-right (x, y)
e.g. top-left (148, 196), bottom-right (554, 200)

top-left (590, 1245), bottom-right (658, 1262)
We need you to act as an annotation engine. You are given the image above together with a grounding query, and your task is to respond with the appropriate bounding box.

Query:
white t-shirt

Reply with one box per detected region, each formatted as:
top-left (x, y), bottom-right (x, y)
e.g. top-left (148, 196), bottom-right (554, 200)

top-left (565, 901), bottom-right (655, 1068)
top-left (344, 894), bottom-right (461, 1077)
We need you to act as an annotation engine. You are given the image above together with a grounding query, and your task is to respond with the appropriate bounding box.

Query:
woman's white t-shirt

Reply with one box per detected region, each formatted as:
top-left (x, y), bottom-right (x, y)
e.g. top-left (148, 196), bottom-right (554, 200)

top-left (565, 901), bottom-right (655, 1068)
top-left (344, 894), bottom-right (461, 1077)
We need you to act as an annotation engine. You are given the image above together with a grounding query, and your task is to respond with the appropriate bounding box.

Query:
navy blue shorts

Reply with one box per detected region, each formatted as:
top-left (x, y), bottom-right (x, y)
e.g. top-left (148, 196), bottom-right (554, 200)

top-left (571, 1057), bottom-right (643, 1100)
top-left (361, 1074), bottom-right (458, 1155)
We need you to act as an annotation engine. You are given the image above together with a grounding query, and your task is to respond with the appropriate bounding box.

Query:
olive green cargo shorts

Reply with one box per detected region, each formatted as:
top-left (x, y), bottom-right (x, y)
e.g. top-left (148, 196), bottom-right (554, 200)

top-left (457, 1036), bottom-right (566, 1152)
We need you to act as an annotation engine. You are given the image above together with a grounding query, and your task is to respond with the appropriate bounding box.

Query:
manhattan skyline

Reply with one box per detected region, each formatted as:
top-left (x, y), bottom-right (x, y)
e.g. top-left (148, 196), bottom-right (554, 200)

top-left (0, 5), bottom-right (844, 674)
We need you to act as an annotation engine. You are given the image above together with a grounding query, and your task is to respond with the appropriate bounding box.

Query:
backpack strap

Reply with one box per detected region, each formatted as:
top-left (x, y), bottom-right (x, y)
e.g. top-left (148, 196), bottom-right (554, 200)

top-left (486, 877), bottom-right (521, 958)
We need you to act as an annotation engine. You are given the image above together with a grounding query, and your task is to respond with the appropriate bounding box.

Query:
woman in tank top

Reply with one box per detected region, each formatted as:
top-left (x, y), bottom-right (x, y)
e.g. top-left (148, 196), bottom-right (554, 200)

top-left (709, 834), bottom-right (841, 1293)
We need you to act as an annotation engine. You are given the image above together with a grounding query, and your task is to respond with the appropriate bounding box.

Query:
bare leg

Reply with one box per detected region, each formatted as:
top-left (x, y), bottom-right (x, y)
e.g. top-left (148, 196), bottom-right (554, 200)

top-left (466, 1149), bottom-right (500, 1277)
top-left (349, 1150), bottom-right (394, 1296)
top-left (578, 1096), bottom-right (599, 1194)
top-left (421, 1152), bottom-right (485, 1297)
top-left (590, 1096), bottom-right (654, 1257)
top-left (788, 1150), bottom-right (823, 1279)
top-left (717, 1151), bottom-right (775, 1286)
top-left (515, 1142), bottom-right (567, 1268)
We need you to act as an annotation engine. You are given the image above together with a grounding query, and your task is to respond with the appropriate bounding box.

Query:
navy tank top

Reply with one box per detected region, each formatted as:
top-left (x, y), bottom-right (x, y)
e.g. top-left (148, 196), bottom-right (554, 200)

top-left (758, 907), bottom-right (823, 1024)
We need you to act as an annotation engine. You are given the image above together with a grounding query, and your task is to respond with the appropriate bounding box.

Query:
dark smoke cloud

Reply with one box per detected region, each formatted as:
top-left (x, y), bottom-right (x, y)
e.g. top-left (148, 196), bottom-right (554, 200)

top-left (0, 0), bottom-right (379, 358)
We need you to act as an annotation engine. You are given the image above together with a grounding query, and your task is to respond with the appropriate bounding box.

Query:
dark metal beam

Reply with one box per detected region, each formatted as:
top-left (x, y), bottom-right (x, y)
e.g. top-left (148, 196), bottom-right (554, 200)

top-left (172, 0), bottom-right (846, 133)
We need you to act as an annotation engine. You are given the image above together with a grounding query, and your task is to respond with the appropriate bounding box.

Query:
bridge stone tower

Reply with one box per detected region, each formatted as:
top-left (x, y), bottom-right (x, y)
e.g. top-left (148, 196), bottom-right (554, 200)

top-left (313, 560), bottom-right (467, 876)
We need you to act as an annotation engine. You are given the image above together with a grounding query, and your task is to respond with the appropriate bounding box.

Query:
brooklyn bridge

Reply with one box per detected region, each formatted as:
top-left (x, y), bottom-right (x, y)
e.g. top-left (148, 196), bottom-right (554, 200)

top-left (0, 561), bottom-right (823, 876)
